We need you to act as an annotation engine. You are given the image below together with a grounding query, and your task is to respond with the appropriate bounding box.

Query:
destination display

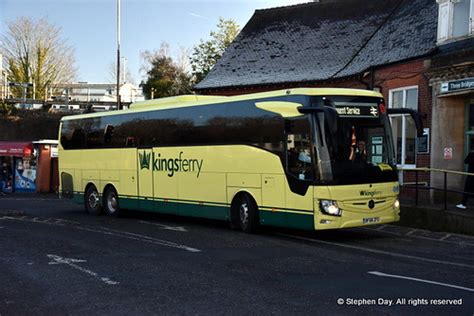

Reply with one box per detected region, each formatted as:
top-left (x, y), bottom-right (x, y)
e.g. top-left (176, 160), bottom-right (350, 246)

top-left (334, 102), bottom-right (380, 118)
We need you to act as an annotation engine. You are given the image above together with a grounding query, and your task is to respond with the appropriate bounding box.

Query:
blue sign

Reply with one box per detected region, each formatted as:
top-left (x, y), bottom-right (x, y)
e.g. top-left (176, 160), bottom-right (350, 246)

top-left (440, 77), bottom-right (474, 93)
top-left (14, 158), bottom-right (36, 192)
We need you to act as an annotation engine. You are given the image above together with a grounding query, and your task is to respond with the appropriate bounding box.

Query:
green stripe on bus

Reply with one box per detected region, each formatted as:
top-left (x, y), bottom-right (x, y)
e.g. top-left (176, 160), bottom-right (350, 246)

top-left (72, 193), bottom-right (83, 204)
top-left (178, 202), bottom-right (229, 220)
top-left (259, 210), bottom-right (314, 230)
top-left (109, 195), bottom-right (229, 220)
top-left (71, 192), bottom-right (313, 230)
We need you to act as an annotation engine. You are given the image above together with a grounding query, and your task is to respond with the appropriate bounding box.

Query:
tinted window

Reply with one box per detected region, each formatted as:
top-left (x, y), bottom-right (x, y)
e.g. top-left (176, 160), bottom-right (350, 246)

top-left (285, 116), bottom-right (314, 181)
top-left (60, 100), bottom-right (285, 155)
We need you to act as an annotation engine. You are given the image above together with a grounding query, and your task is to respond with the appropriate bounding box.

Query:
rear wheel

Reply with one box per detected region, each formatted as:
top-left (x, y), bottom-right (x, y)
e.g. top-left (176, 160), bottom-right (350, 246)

top-left (103, 186), bottom-right (120, 216)
top-left (237, 194), bottom-right (259, 233)
top-left (84, 185), bottom-right (102, 215)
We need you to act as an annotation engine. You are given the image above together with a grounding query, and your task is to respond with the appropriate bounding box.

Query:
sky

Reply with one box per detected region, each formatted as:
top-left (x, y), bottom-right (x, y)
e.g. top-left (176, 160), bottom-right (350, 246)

top-left (0, 0), bottom-right (309, 84)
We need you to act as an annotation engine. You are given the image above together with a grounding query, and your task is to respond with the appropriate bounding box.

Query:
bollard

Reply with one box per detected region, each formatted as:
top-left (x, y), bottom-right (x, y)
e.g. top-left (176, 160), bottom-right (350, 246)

top-left (444, 171), bottom-right (447, 211)
top-left (415, 169), bottom-right (419, 206)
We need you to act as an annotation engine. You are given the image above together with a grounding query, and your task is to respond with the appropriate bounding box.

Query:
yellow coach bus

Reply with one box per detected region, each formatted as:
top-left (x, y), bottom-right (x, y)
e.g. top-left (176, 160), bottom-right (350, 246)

top-left (58, 88), bottom-right (421, 233)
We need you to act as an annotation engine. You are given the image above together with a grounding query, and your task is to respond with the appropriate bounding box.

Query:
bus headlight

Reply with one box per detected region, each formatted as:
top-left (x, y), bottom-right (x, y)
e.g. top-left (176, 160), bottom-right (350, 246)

top-left (393, 199), bottom-right (400, 209)
top-left (320, 200), bottom-right (342, 216)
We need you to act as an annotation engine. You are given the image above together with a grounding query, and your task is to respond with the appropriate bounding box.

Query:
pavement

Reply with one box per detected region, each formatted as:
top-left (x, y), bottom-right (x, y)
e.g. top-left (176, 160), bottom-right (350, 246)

top-left (399, 196), bottom-right (474, 236)
top-left (0, 193), bottom-right (473, 314)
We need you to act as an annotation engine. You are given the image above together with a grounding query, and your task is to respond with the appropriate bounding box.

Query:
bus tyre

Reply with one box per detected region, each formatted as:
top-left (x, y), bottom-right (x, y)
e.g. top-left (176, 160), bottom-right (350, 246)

top-left (85, 185), bottom-right (102, 216)
top-left (103, 187), bottom-right (120, 217)
top-left (238, 194), bottom-right (259, 233)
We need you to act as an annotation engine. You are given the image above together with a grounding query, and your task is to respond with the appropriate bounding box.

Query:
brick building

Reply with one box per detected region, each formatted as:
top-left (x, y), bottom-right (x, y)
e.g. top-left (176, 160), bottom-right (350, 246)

top-left (194, 0), bottom-right (437, 193)
top-left (426, 0), bottom-right (474, 194)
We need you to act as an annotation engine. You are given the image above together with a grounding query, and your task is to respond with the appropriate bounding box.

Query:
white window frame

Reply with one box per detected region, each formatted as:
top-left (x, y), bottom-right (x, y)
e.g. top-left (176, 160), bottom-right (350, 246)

top-left (437, 0), bottom-right (454, 43)
top-left (388, 86), bottom-right (419, 174)
top-left (437, 0), bottom-right (474, 42)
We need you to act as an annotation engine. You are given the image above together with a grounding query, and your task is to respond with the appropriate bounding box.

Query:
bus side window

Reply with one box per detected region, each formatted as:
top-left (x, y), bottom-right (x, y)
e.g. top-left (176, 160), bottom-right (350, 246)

top-left (285, 117), bottom-right (314, 180)
top-left (125, 136), bottom-right (135, 147)
top-left (71, 128), bottom-right (85, 149)
top-left (104, 124), bottom-right (114, 145)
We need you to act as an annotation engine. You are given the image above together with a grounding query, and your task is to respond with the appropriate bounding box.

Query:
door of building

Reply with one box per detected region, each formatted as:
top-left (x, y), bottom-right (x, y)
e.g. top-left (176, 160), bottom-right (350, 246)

top-left (464, 100), bottom-right (474, 171)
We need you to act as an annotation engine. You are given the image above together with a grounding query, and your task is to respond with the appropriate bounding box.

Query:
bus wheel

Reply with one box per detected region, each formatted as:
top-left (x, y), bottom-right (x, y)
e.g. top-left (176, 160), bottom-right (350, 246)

top-left (103, 186), bottom-right (120, 216)
top-left (238, 194), bottom-right (259, 233)
top-left (85, 185), bottom-right (102, 215)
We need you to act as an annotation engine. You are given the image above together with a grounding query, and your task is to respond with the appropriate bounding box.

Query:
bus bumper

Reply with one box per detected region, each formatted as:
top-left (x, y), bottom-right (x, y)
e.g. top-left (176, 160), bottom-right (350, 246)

top-left (314, 182), bottom-right (400, 230)
top-left (314, 209), bottom-right (400, 230)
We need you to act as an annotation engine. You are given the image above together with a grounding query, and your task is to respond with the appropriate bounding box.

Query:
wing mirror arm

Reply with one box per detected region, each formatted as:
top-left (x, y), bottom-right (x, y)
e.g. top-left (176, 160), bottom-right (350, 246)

top-left (297, 106), bottom-right (338, 135)
top-left (387, 108), bottom-right (424, 138)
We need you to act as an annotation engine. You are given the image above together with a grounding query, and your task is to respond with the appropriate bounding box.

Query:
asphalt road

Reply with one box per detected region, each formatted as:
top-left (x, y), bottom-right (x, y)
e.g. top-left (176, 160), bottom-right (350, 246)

top-left (0, 195), bottom-right (473, 315)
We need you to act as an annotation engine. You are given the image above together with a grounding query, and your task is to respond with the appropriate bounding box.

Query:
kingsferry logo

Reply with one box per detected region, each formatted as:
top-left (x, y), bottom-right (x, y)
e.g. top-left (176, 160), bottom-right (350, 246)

top-left (359, 190), bottom-right (382, 197)
top-left (139, 151), bottom-right (203, 178)
top-left (139, 152), bottom-right (151, 170)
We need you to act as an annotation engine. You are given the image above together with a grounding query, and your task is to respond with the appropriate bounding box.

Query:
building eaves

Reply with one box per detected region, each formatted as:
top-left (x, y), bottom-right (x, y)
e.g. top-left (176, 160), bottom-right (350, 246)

top-left (430, 37), bottom-right (474, 69)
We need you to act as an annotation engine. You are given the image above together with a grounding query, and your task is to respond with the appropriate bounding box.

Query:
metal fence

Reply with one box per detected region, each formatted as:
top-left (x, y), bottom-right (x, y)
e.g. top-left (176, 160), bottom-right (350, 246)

top-left (400, 167), bottom-right (473, 210)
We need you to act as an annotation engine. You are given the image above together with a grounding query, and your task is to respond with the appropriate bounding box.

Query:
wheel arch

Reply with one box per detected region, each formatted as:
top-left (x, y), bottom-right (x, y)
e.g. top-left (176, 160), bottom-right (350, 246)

top-left (229, 189), bottom-right (260, 208)
top-left (84, 181), bottom-right (99, 195)
top-left (230, 190), bottom-right (258, 207)
top-left (102, 182), bottom-right (118, 196)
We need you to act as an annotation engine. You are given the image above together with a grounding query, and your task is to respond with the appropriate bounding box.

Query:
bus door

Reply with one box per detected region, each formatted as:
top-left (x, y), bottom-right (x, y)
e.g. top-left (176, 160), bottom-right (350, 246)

top-left (152, 148), bottom-right (178, 215)
top-left (137, 148), bottom-right (154, 211)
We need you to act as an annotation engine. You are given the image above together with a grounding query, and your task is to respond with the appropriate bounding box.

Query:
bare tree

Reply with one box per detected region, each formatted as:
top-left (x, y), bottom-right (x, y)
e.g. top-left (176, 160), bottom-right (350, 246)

top-left (175, 46), bottom-right (192, 74)
top-left (140, 42), bottom-right (192, 99)
top-left (140, 43), bottom-right (191, 78)
top-left (139, 42), bottom-right (171, 76)
top-left (0, 16), bottom-right (77, 99)
top-left (106, 59), bottom-right (135, 85)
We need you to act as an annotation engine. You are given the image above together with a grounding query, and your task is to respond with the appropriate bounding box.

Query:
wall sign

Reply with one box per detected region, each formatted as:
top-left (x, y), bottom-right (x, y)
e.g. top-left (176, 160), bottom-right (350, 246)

top-left (417, 128), bottom-right (430, 154)
top-left (444, 147), bottom-right (453, 160)
top-left (50, 145), bottom-right (58, 158)
top-left (440, 77), bottom-right (474, 94)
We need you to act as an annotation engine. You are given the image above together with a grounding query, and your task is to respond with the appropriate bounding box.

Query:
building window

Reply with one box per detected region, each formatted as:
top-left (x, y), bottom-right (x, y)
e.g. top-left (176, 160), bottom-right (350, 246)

top-left (437, 0), bottom-right (474, 43)
top-left (389, 87), bottom-right (418, 168)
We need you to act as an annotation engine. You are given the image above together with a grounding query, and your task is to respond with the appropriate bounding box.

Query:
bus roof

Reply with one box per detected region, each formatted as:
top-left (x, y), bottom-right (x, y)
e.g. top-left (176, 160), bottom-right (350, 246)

top-left (60, 88), bottom-right (383, 121)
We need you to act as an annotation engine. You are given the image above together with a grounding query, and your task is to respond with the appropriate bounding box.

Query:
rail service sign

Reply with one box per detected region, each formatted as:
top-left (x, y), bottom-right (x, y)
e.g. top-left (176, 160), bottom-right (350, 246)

top-left (334, 103), bottom-right (379, 118)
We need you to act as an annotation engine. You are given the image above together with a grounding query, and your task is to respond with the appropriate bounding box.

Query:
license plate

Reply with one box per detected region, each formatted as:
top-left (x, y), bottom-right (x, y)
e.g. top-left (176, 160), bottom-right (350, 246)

top-left (363, 217), bottom-right (380, 224)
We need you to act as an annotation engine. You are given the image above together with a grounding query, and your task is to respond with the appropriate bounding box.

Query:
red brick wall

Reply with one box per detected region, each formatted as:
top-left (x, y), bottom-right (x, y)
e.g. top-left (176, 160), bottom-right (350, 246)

top-left (374, 60), bottom-right (432, 199)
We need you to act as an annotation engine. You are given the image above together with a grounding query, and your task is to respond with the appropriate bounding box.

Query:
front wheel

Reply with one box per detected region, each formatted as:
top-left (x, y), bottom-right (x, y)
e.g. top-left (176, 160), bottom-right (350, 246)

top-left (238, 194), bottom-right (259, 233)
top-left (103, 186), bottom-right (120, 216)
top-left (85, 185), bottom-right (102, 215)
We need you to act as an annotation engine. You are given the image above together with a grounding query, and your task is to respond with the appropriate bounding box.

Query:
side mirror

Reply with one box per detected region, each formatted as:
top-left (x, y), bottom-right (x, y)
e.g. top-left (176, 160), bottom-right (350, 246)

top-left (387, 108), bottom-right (424, 137)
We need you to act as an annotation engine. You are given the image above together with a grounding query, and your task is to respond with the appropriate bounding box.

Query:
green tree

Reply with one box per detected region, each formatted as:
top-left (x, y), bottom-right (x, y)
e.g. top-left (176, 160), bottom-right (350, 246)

top-left (140, 43), bottom-right (192, 99)
top-left (190, 18), bottom-right (240, 83)
top-left (0, 17), bottom-right (76, 99)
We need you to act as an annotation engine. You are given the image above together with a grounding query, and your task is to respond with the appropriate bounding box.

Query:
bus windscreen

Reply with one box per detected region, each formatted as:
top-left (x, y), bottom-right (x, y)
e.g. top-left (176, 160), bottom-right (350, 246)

top-left (313, 96), bottom-right (397, 185)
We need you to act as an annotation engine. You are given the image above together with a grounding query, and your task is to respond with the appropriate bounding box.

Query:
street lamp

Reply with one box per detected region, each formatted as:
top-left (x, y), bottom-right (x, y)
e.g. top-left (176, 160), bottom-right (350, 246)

top-left (116, 0), bottom-right (121, 110)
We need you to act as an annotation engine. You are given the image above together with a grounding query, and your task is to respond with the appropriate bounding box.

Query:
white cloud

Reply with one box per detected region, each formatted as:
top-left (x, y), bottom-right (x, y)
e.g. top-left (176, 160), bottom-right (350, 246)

top-left (188, 12), bottom-right (209, 20)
